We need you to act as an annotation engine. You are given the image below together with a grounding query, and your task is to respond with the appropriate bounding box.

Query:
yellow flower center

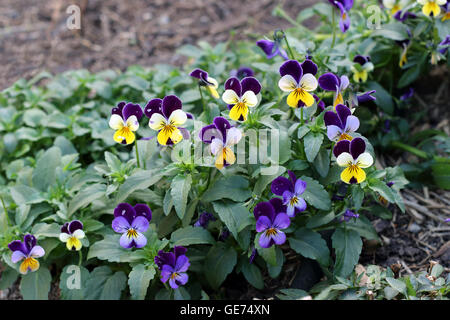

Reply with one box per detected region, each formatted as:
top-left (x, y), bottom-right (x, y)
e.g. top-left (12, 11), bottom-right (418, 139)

top-left (126, 228), bottom-right (138, 239)
top-left (265, 228), bottom-right (278, 237)
top-left (289, 196), bottom-right (299, 207)
top-left (170, 272), bottom-right (180, 280)
top-left (338, 133), bottom-right (353, 141)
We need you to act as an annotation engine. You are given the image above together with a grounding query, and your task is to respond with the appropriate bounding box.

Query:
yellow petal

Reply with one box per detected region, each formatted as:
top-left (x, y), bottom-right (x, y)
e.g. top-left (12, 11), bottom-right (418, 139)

top-left (20, 257), bottom-right (39, 275)
top-left (334, 92), bottom-right (344, 107)
top-left (215, 147), bottom-right (236, 170)
top-left (422, 2), bottom-right (440, 17)
top-left (114, 127), bottom-right (135, 145)
top-left (340, 165), bottom-right (366, 184)
top-left (229, 103), bottom-right (249, 121)
top-left (287, 89), bottom-right (315, 108)
top-left (207, 86), bottom-right (220, 99)
top-left (353, 70), bottom-right (368, 83)
top-left (170, 127), bottom-right (183, 145)
top-left (67, 237), bottom-right (82, 251)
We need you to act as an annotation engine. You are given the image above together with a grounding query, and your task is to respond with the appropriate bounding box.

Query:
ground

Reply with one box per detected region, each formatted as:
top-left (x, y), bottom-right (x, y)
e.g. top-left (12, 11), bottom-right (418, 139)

top-left (0, 0), bottom-right (449, 300)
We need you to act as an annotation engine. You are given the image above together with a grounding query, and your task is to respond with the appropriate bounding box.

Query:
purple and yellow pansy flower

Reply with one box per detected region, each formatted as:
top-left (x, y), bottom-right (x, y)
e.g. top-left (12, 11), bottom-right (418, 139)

top-left (256, 39), bottom-right (289, 60)
top-left (8, 234), bottom-right (45, 275)
top-left (112, 203), bottom-right (152, 249)
top-left (221, 77), bottom-right (261, 121)
top-left (109, 102), bottom-right (143, 145)
top-left (417, 0), bottom-right (447, 17)
top-left (59, 220), bottom-right (85, 251)
top-left (253, 201), bottom-right (291, 248)
top-left (383, 0), bottom-right (409, 14)
top-left (155, 246), bottom-right (190, 289)
top-left (333, 138), bottom-right (374, 184)
top-left (199, 117), bottom-right (242, 170)
top-left (190, 68), bottom-right (220, 99)
top-left (328, 0), bottom-right (353, 33)
top-left (351, 55), bottom-right (374, 83)
top-left (278, 59), bottom-right (318, 108)
top-left (271, 170), bottom-right (307, 217)
top-left (145, 95), bottom-right (189, 146)
top-left (324, 104), bottom-right (360, 141)
top-left (442, 3), bottom-right (450, 21)
top-left (318, 72), bottom-right (350, 107)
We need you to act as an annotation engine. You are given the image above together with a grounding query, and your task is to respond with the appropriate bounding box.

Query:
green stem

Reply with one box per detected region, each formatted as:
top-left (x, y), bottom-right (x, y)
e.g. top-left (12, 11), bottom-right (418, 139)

top-left (135, 141), bottom-right (141, 169)
top-left (78, 250), bottom-right (83, 267)
top-left (0, 195), bottom-right (10, 227)
top-left (283, 33), bottom-right (296, 60)
top-left (331, 7), bottom-right (337, 50)
top-left (391, 141), bottom-right (428, 159)
top-left (300, 107), bottom-right (304, 126)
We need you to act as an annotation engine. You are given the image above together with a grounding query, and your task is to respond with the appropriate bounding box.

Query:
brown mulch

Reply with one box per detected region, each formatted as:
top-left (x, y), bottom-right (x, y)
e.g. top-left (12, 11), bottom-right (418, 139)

top-left (0, 0), bottom-right (316, 90)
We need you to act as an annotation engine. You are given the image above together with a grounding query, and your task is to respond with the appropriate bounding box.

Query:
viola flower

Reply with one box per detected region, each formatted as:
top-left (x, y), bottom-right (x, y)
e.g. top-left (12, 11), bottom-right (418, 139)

top-left (199, 117), bottom-right (242, 170)
top-left (190, 68), bottom-right (220, 99)
top-left (8, 234), bottom-right (45, 275)
top-left (194, 212), bottom-right (216, 228)
top-left (109, 102), bottom-right (143, 145)
top-left (256, 39), bottom-right (289, 60)
top-left (278, 60), bottom-right (318, 108)
top-left (334, 138), bottom-right (374, 184)
top-left (155, 246), bottom-right (190, 290)
top-left (445, 218), bottom-right (450, 223)
top-left (340, 209), bottom-right (360, 222)
top-left (438, 35), bottom-right (450, 54)
top-left (230, 66), bottom-right (255, 79)
top-left (222, 77), bottom-right (261, 121)
top-left (249, 248), bottom-right (257, 264)
top-left (394, 10), bottom-right (418, 21)
top-left (442, 3), bottom-right (450, 21)
top-left (383, 0), bottom-right (409, 14)
top-left (271, 170), bottom-right (307, 217)
top-left (417, 0), bottom-right (447, 17)
top-left (59, 220), bottom-right (85, 251)
top-left (357, 90), bottom-right (377, 104)
top-left (318, 72), bottom-right (350, 107)
top-left (400, 87), bottom-right (414, 100)
top-left (324, 104), bottom-right (360, 141)
top-left (396, 30), bottom-right (412, 67)
top-left (351, 55), bottom-right (374, 83)
top-left (145, 95), bottom-right (189, 146)
top-left (218, 228), bottom-right (231, 241)
top-left (328, 0), bottom-right (354, 33)
top-left (254, 201), bottom-right (291, 248)
top-left (112, 203), bottom-right (152, 249)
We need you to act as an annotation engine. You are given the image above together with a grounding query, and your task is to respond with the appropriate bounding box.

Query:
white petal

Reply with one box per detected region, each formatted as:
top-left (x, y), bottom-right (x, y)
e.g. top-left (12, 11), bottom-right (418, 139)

top-left (356, 152), bottom-right (373, 168)
top-left (72, 229), bottom-right (85, 239)
top-left (207, 77), bottom-right (219, 89)
top-left (222, 89), bottom-right (240, 104)
top-left (336, 152), bottom-right (354, 167)
top-left (382, 0), bottom-right (395, 9)
top-left (241, 91), bottom-right (258, 107)
top-left (168, 109), bottom-right (187, 126)
top-left (149, 113), bottom-right (167, 130)
top-left (278, 75), bottom-right (298, 92)
top-left (210, 138), bottom-right (224, 156)
top-left (109, 114), bottom-right (125, 130)
top-left (416, 0), bottom-right (427, 4)
top-left (436, 0), bottom-right (446, 5)
top-left (340, 75), bottom-right (350, 91)
top-left (300, 73), bottom-right (318, 92)
top-left (363, 62), bottom-right (374, 72)
top-left (126, 115), bottom-right (139, 131)
top-left (59, 233), bottom-right (70, 242)
top-left (226, 127), bottom-right (242, 146)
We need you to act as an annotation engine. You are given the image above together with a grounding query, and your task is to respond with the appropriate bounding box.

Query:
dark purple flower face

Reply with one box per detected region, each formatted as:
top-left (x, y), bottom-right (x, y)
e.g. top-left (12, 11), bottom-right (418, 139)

top-left (156, 246), bottom-right (190, 289)
top-left (394, 10), bottom-right (417, 22)
top-left (271, 171), bottom-right (307, 217)
top-left (8, 234), bottom-right (37, 256)
top-left (324, 104), bottom-right (360, 141)
top-left (400, 88), bottom-right (414, 101)
top-left (111, 102), bottom-right (143, 121)
top-left (254, 201), bottom-right (291, 248)
top-left (333, 137), bottom-right (366, 159)
top-left (353, 55), bottom-right (370, 66)
top-left (199, 117), bottom-right (231, 145)
top-left (194, 212), bottom-right (216, 228)
top-left (8, 234), bottom-right (45, 275)
top-left (61, 220), bottom-right (83, 235)
top-left (340, 209), bottom-right (359, 222)
top-left (357, 90), bottom-right (376, 104)
top-left (190, 68), bottom-right (212, 85)
top-left (111, 203), bottom-right (152, 249)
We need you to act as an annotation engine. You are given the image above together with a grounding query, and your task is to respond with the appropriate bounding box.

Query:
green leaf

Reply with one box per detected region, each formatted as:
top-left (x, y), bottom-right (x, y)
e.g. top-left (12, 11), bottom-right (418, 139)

top-left (115, 169), bottom-right (164, 203)
top-left (212, 201), bottom-right (253, 240)
top-left (300, 176), bottom-right (331, 210)
top-left (67, 184), bottom-right (106, 217)
top-left (371, 22), bottom-right (409, 40)
top-left (10, 185), bottom-right (45, 205)
top-left (255, 234), bottom-right (277, 266)
top-left (32, 147), bottom-right (61, 192)
top-left (170, 174), bottom-right (192, 220)
top-left (306, 211), bottom-right (335, 228)
top-left (386, 277), bottom-right (407, 296)
top-left (20, 267), bottom-right (52, 300)
top-left (289, 228), bottom-right (331, 267)
top-left (31, 223), bottom-right (60, 238)
top-left (87, 235), bottom-right (147, 263)
top-left (0, 267), bottom-right (19, 290)
top-left (128, 264), bottom-right (156, 300)
top-left (170, 226), bottom-right (215, 246)
top-left (267, 246), bottom-right (285, 279)
top-left (332, 228), bottom-right (362, 278)
top-left (204, 243), bottom-right (237, 290)
top-left (174, 286), bottom-right (191, 300)
top-left (241, 260), bottom-right (264, 290)
top-left (368, 178), bottom-right (396, 203)
top-left (104, 151), bottom-right (122, 172)
top-left (276, 288), bottom-right (309, 300)
top-left (202, 175), bottom-right (252, 202)
top-left (365, 81), bottom-right (394, 115)
top-left (314, 148), bottom-right (330, 177)
top-left (59, 265), bottom-right (90, 300)
top-left (253, 166), bottom-right (286, 197)
top-left (304, 131), bottom-right (324, 163)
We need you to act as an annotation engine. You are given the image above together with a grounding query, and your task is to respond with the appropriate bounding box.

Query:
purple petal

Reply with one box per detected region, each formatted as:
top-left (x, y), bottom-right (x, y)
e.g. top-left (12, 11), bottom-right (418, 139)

top-left (256, 39), bottom-right (275, 56)
top-left (301, 59), bottom-right (318, 76)
top-left (318, 73), bottom-right (339, 91)
top-left (353, 55), bottom-right (369, 66)
top-left (357, 90), bottom-right (376, 104)
top-left (114, 203), bottom-right (135, 224)
top-left (271, 230), bottom-right (287, 245)
top-left (269, 198), bottom-right (287, 214)
top-left (134, 204), bottom-right (152, 221)
top-left (336, 104), bottom-right (351, 126)
top-left (169, 277), bottom-right (179, 289)
top-left (199, 124), bottom-right (220, 144)
top-left (324, 111), bottom-right (342, 128)
top-left (175, 255), bottom-right (190, 273)
top-left (333, 140), bottom-right (351, 158)
top-left (11, 250), bottom-right (27, 263)
top-left (294, 197), bottom-right (307, 212)
top-left (112, 216), bottom-right (131, 233)
top-left (155, 251), bottom-right (176, 269)
top-left (60, 222), bottom-right (69, 234)
top-left (8, 240), bottom-right (27, 255)
top-left (119, 233), bottom-right (134, 249)
top-left (131, 216), bottom-right (149, 233)
top-left (112, 101), bottom-right (126, 116)
top-left (327, 125), bottom-right (343, 141)
top-left (174, 246), bottom-right (187, 259)
top-left (175, 273), bottom-right (189, 286)
top-left (213, 117), bottom-right (231, 143)
top-left (224, 77), bottom-right (242, 97)
top-left (29, 245), bottom-right (45, 258)
top-left (241, 77), bottom-right (261, 95)
top-left (256, 215), bottom-right (272, 232)
top-left (161, 265), bottom-right (173, 283)
top-left (344, 115), bottom-right (359, 133)
top-left (144, 98), bottom-right (163, 118)
top-left (162, 95), bottom-right (182, 119)
top-left (68, 220), bottom-right (83, 234)
top-left (271, 176), bottom-right (293, 196)
top-left (122, 103), bottom-right (143, 121)
top-left (259, 232), bottom-right (273, 248)
top-left (273, 213), bottom-right (291, 229)
top-left (189, 68), bottom-right (209, 82)
top-left (294, 179), bottom-right (307, 195)
top-left (279, 60), bottom-right (303, 84)
top-left (24, 234), bottom-right (36, 253)
top-left (350, 137), bottom-right (366, 159)
top-left (287, 170), bottom-right (297, 186)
